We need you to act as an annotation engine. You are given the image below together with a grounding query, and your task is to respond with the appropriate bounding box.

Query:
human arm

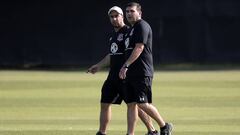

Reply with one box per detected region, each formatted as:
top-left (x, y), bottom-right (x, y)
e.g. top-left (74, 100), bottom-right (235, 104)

top-left (87, 54), bottom-right (110, 74)
top-left (119, 43), bottom-right (144, 79)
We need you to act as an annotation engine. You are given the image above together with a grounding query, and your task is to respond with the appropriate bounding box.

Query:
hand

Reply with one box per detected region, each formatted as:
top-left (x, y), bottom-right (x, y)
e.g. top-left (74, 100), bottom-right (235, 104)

top-left (119, 66), bottom-right (128, 79)
top-left (87, 65), bottom-right (99, 74)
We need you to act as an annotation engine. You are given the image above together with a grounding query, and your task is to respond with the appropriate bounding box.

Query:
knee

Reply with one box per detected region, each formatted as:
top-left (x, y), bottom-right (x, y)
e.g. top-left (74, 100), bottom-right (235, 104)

top-left (101, 103), bottom-right (111, 110)
top-left (127, 103), bottom-right (137, 109)
top-left (137, 103), bottom-right (149, 110)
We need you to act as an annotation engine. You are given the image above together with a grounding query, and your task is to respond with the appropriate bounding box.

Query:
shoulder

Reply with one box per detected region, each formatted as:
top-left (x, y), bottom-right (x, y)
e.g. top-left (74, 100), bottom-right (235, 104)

top-left (139, 19), bottom-right (151, 29)
top-left (108, 30), bottom-right (115, 41)
top-left (108, 30), bottom-right (115, 36)
top-left (134, 19), bottom-right (151, 32)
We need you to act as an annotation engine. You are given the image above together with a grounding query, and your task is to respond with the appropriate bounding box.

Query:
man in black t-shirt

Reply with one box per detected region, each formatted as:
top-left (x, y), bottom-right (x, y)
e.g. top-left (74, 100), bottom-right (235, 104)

top-left (119, 2), bottom-right (173, 135)
top-left (87, 6), bottom-right (158, 135)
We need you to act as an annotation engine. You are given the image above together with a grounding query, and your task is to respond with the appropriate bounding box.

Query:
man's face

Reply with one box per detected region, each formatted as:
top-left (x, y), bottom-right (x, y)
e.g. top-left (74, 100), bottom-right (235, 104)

top-left (125, 6), bottom-right (141, 25)
top-left (109, 11), bottom-right (123, 28)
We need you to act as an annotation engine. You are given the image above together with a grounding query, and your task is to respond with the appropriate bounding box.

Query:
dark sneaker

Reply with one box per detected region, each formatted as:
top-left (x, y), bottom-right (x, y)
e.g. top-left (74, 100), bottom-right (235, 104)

top-left (146, 130), bottom-right (159, 135)
top-left (96, 131), bottom-right (106, 135)
top-left (160, 123), bottom-right (173, 135)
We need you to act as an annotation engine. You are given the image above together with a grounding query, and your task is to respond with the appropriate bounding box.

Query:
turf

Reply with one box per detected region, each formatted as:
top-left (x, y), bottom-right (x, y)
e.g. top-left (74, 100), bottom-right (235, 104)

top-left (0, 70), bottom-right (240, 135)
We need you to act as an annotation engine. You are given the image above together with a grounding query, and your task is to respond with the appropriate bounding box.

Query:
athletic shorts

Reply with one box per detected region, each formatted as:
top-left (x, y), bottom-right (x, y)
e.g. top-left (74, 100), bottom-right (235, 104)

top-left (100, 79), bottom-right (124, 104)
top-left (123, 76), bottom-right (153, 104)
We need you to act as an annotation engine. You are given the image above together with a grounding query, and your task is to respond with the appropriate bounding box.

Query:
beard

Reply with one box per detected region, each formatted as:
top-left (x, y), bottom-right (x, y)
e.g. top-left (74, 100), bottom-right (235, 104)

top-left (112, 23), bottom-right (121, 28)
top-left (113, 25), bottom-right (121, 29)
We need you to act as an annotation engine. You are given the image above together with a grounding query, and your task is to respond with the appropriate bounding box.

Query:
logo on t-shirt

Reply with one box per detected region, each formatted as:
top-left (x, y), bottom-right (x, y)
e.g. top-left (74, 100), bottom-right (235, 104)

top-left (117, 33), bottom-right (124, 41)
top-left (110, 42), bottom-right (118, 53)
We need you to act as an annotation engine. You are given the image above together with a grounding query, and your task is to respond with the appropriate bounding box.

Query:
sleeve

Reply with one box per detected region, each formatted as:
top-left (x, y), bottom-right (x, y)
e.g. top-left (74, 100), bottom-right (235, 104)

top-left (134, 22), bottom-right (149, 45)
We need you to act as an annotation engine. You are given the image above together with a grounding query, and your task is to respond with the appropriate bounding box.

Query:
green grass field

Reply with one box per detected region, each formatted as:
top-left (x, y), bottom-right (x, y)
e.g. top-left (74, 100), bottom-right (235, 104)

top-left (0, 70), bottom-right (240, 135)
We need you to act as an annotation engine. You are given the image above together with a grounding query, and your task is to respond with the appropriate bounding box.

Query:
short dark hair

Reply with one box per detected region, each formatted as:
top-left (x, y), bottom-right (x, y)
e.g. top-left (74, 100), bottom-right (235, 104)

top-left (126, 2), bottom-right (141, 12)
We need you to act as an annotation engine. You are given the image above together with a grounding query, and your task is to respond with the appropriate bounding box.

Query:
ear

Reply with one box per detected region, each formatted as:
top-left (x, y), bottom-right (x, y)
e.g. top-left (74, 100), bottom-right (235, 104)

top-left (139, 11), bottom-right (142, 16)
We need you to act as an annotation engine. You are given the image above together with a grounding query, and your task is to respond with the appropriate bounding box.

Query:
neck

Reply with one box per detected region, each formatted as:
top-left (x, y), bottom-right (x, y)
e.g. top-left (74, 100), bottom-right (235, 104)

top-left (114, 23), bottom-right (125, 32)
top-left (130, 17), bottom-right (141, 26)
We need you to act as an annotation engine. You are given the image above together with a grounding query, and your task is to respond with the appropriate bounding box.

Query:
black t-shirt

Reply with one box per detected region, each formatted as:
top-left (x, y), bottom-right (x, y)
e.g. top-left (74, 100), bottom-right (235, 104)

top-left (124, 19), bottom-right (154, 78)
top-left (107, 25), bottom-right (128, 80)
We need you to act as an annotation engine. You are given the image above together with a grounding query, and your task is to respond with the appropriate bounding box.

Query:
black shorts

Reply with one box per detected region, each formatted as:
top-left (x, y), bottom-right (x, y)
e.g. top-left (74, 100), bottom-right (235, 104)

top-left (101, 79), bottom-right (124, 104)
top-left (123, 76), bottom-right (153, 104)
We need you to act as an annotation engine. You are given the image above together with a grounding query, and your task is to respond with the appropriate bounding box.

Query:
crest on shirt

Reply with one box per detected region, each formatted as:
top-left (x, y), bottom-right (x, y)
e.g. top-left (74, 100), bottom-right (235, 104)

top-left (109, 37), bottom-right (112, 41)
top-left (117, 33), bottom-right (124, 41)
top-left (130, 28), bottom-right (134, 36)
top-left (125, 38), bottom-right (129, 48)
top-left (111, 42), bottom-right (118, 53)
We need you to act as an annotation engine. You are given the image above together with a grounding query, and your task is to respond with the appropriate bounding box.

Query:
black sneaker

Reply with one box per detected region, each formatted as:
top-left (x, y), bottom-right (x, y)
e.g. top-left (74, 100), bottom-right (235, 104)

top-left (146, 130), bottom-right (159, 135)
top-left (160, 123), bottom-right (173, 135)
top-left (96, 131), bottom-right (106, 135)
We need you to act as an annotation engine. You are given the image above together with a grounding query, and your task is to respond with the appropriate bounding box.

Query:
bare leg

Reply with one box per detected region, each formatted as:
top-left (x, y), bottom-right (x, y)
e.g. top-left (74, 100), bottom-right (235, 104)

top-left (138, 103), bottom-right (165, 128)
top-left (99, 103), bottom-right (111, 134)
top-left (127, 103), bottom-right (138, 135)
top-left (138, 107), bottom-right (155, 132)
